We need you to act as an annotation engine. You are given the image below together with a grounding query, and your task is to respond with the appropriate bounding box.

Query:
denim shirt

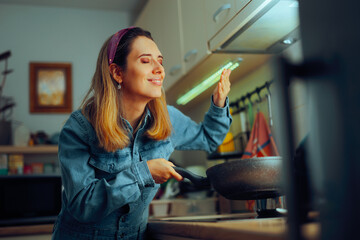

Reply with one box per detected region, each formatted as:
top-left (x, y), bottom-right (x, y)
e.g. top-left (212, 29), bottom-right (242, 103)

top-left (52, 98), bottom-right (232, 240)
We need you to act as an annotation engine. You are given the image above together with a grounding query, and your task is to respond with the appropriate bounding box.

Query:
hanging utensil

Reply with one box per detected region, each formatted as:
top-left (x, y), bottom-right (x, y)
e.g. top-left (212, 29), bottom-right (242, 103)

top-left (265, 81), bottom-right (273, 127)
top-left (239, 97), bottom-right (249, 152)
top-left (247, 93), bottom-right (254, 133)
top-left (255, 87), bottom-right (262, 113)
top-left (267, 94), bottom-right (273, 127)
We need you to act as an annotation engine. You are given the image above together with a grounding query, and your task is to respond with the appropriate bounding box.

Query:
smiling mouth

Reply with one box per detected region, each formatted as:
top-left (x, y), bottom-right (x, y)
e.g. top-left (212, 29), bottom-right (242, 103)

top-left (148, 78), bottom-right (162, 86)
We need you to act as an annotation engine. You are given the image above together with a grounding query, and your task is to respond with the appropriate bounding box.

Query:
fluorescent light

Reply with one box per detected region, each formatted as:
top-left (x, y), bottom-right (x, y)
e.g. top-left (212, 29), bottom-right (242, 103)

top-left (282, 37), bottom-right (295, 45)
top-left (176, 59), bottom-right (242, 105)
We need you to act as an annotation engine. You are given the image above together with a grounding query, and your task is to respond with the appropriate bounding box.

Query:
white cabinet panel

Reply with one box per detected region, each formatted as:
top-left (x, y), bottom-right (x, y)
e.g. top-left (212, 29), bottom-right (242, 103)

top-left (135, 0), bottom-right (184, 90)
top-left (208, 0), bottom-right (271, 52)
top-left (134, 0), bottom-right (253, 90)
top-left (205, 0), bottom-right (251, 40)
top-left (179, 0), bottom-right (209, 73)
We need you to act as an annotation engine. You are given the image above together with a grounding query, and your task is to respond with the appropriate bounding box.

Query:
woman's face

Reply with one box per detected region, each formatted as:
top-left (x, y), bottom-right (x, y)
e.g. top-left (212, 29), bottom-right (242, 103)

top-left (120, 36), bottom-right (165, 102)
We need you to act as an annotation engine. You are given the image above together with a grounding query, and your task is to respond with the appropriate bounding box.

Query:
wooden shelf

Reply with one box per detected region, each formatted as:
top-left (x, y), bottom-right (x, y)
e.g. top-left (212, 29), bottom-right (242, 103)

top-left (0, 145), bottom-right (58, 154)
top-left (0, 174), bottom-right (61, 179)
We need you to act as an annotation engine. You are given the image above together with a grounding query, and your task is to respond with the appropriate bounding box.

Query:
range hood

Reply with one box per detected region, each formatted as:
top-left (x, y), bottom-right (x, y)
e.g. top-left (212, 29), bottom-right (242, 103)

top-left (209, 0), bottom-right (300, 54)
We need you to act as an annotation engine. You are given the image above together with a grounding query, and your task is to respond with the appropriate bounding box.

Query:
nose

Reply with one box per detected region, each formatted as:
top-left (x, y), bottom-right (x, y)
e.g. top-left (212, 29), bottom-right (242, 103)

top-left (152, 61), bottom-right (164, 74)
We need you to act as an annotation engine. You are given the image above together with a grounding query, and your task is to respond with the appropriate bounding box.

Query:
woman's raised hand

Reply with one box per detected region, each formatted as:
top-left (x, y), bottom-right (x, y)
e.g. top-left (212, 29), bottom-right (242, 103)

top-left (147, 158), bottom-right (183, 184)
top-left (213, 69), bottom-right (232, 108)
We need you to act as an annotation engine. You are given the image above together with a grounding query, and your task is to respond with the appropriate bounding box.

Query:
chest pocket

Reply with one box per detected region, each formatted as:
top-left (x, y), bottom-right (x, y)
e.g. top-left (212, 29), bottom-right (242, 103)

top-left (88, 149), bottom-right (132, 180)
top-left (139, 139), bottom-right (173, 161)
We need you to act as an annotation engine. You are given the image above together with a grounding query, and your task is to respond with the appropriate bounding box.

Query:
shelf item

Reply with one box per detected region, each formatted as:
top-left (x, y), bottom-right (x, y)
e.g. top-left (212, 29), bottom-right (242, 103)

top-left (30, 162), bottom-right (44, 174)
top-left (7, 154), bottom-right (24, 175)
top-left (0, 155), bottom-right (8, 175)
top-left (0, 145), bottom-right (59, 176)
top-left (0, 145), bottom-right (58, 154)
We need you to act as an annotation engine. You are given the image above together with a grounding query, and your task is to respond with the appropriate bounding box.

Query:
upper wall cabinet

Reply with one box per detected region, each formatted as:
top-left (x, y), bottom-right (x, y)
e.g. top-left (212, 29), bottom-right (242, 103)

top-left (179, 0), bottom-right (208, 73)
top-left (135, 0), bottom-right (252, 90)
top-left (205, 0), bottom-right (251, 41)
top-left (135, 0), bottom-right (184, 90)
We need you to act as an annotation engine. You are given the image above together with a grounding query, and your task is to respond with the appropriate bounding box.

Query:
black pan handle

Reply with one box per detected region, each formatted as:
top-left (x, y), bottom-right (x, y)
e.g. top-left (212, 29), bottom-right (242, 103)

top-left (173, 166), bottom-right (211, 187)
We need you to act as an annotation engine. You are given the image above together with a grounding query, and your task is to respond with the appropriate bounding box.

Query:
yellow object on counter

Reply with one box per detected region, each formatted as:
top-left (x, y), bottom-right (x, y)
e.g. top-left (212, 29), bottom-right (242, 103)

top-left (217, 107), bottom-right (235, 153)
top-left (217, 132), bottom-right (235, 153)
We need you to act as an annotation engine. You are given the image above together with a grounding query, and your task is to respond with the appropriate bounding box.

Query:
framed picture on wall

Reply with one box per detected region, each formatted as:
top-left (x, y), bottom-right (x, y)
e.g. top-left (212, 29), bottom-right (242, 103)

top-left (29, 62), bottom-right (72, 113)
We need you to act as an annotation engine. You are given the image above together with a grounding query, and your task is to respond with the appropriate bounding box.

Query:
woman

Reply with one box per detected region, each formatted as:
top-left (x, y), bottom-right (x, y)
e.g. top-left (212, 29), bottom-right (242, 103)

top-left (52, 27), bottom-right (232, 240)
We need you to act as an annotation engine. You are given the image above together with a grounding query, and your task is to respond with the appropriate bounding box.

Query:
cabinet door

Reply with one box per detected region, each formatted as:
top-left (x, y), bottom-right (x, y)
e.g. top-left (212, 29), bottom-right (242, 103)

top-left (205, 0), bottom-right (250, 40)
top-left (135, 0), bottom-right (184, 90)
top-left (179, 0), bottom-right (209, 73)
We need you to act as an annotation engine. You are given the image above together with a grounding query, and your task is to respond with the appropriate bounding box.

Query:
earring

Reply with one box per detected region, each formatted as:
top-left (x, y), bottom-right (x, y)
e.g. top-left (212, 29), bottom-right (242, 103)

top-left (117, 83), bottom-right (121, 90)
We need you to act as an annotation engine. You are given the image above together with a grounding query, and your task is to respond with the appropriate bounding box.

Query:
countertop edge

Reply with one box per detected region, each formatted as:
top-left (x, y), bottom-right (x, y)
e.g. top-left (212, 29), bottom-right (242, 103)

top-left (148, 218), bottom-right (287, 240)
top-left (148, 218), bottom-right (320, 240)
top-left (0, 224), bottom-right (53, 236)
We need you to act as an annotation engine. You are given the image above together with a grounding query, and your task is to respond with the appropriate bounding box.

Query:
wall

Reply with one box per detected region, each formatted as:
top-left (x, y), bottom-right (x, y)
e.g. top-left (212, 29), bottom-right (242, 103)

top-left (172, 41), bottom-right (308, 168)
top-left (0, 3), bottom-right (131, 138)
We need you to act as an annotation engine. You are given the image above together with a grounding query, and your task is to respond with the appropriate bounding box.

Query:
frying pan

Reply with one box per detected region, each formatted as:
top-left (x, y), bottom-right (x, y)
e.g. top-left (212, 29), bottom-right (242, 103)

top-left (173, 156), bottom-right (282, 200)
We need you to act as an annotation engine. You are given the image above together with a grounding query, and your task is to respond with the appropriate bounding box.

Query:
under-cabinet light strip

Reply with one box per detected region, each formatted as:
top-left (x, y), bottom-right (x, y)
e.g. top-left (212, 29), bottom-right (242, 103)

top-left (176, 59), bottom-right (241, 105)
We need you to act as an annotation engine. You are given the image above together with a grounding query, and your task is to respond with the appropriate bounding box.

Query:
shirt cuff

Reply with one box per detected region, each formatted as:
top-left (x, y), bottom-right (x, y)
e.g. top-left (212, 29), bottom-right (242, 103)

top-left (210, 96), bottom-right (230, 117)
top-left (134, 160), bottom-right (155, 189)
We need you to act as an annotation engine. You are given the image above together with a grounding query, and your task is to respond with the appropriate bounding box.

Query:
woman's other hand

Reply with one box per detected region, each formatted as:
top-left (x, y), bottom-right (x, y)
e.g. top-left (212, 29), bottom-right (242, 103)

top-left (147, 158), bottom-right (183, 184)
top-left (213, 69), bottom-right (232, 107)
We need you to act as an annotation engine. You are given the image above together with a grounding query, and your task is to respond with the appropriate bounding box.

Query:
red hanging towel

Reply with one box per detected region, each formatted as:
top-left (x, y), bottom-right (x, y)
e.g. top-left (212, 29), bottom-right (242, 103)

top-left (242, 111), bottom-right (279, 158)
top-left (242, 111), bottom-right (279, 211)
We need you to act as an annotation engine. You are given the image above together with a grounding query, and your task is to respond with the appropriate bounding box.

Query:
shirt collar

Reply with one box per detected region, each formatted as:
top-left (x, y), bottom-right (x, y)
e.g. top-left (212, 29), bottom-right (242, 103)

top-left (119, 107), bottom-right (152, 134)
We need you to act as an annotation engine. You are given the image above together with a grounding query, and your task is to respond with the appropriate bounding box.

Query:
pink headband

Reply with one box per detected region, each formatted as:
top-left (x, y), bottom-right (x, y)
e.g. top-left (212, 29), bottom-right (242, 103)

top-left (107, 26), bottom-right (136, 65)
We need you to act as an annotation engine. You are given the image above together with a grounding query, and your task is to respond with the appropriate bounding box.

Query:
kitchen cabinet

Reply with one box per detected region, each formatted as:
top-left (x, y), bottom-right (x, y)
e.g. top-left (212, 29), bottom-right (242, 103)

top-left (135, 0), bottom-right (252, 89)
top-left (0, 146), bottom-right (62, 229)
top-left (135, 0), bottom-right (184, 90)
top-left (208, 0), bottom-right (274, 52)
top-left (205, 0), bottom-right (251, 41)
top-left (179, 0), bottom-right (208, 73)
top-left (134, 0), bottom-right (260, 96)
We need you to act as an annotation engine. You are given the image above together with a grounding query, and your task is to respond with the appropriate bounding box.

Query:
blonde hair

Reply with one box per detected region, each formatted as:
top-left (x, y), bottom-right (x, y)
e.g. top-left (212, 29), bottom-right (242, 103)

top-left (81, 33), bottom-right (172, 152)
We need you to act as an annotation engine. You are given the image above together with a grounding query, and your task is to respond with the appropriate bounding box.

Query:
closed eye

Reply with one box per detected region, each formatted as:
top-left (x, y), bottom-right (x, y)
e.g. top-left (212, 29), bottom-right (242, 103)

top-left (138, 53), bottom-right (163, 65)
top-left (140, 58), bottom-right (150, 63)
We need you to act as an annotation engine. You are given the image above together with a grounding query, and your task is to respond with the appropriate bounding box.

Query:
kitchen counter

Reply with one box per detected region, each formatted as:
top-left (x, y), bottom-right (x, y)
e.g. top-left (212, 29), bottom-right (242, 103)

top-left (148, 215), bottom-right (320, 240)
top-left (0, 216), bottom-right (320, 240)
top-left (0, 224), bottom-right (53, 237)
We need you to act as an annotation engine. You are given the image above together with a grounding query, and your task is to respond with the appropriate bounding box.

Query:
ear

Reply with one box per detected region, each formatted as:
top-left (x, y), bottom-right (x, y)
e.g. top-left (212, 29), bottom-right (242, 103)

top-left (109, 63), bottom-right (123, 84)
